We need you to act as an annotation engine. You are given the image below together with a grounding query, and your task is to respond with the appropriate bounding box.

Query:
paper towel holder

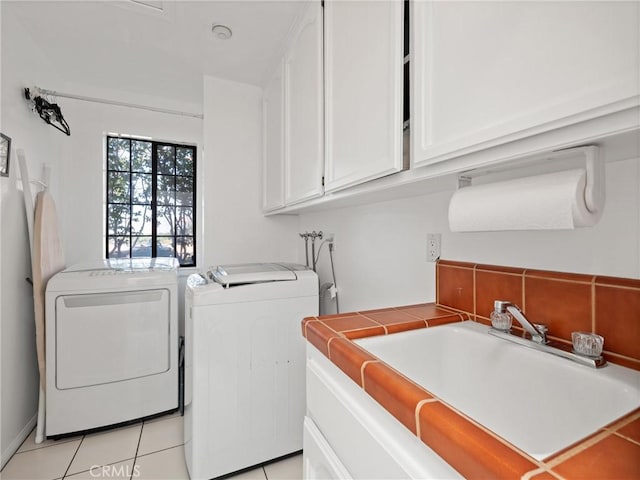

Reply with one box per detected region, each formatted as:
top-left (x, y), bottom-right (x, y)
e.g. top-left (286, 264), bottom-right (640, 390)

top-left (456, 145), bottom-right (604, 213)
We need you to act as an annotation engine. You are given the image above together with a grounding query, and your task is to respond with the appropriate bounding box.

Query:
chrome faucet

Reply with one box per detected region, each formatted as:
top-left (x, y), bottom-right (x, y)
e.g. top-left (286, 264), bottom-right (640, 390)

top-left (493, 300), bottom-right (548, 344)
top-left (489, 300), bottom-right (605, 368)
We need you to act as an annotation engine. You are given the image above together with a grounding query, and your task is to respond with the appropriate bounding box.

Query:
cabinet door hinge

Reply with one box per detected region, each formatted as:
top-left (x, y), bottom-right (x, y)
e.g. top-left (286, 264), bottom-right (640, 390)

top-left (321, 176), bottom-right (325, 187)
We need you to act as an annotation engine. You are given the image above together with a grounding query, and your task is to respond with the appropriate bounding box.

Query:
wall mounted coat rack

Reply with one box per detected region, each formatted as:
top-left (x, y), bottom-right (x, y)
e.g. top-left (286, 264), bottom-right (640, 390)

top-left (24, 87), bottom-right (71, 136)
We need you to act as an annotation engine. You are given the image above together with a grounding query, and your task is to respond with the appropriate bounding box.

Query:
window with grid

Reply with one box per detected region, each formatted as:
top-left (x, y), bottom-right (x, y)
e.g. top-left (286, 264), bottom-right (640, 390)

top-left (106, 136), bottom-right (196, 267)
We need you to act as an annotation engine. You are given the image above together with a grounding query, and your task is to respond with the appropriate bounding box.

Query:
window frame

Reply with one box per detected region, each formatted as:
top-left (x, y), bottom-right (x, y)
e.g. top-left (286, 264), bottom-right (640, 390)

top-left (105, 135), bottom-right (197, 267)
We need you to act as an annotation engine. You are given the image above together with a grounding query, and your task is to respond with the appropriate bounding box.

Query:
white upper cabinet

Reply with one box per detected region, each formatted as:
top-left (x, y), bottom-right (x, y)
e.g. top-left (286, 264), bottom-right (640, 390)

top-left (412, 1), bottom-right (640, 168)
top-left (284, 1), bottom-right (324, 205)
top-left (262, 60), bottom-right (285, 212)
top-left (324, 0), bottom-right (405, 193)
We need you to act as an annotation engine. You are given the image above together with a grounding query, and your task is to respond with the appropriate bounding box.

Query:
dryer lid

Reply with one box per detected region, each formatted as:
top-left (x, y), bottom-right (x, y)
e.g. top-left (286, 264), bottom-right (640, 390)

top-left (209, 263), bottom-right (297, 287)
top-left (63, 257), bottom-right (179, 273)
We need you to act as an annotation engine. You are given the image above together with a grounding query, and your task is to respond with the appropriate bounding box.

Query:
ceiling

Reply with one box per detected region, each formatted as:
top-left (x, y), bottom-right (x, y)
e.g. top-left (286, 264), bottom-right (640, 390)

top-left (6, 1), bottom-right (305, 107)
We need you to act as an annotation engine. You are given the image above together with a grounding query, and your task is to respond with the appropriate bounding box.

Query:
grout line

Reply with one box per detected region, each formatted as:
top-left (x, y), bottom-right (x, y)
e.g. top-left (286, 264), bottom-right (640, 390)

top-left (62, 435), bottom-right (85, 478)
top-left (426, 314), bottom-right (465, 327)
top-left (613, 431), bottom-right (640, 447)
top-left (437, 304), bottom-right (464, 315)
top-left (547, 470), bottom-right (567, 480)
top-left (360, 360), bottom-right (378, 390)
top-left (438, 264), bottom-right (475, 271)
top-left (357, 313), bottom-right (390, 334)
top-left (373, 318), bottom-right (425, 328)
top-left (521, 466), bottom-right (550, 480)
top-left (339, 325), bottom-right (387, 335)
top-left (474, 268), bottom-right (523, 277)
top-left (593, 282), bottom-right (640, 291)
top-left (522, 466), bottom-right (566, 480)
top-left (303, 319), bottom-right (311, 339)
top-left (436, 263), bottom-right (440, 305)
top-left (602, 351), bottom-right (640, 363)
top-left (522, 269), bottom-right (527, 312)
top-left (432, 305), bottom-right (470, 317)
top-left (603, 409), bottom-right (640, 432)
top-left (135, 444), bottom-right (184, 459)
top-left (13, 429), bottom-right (80, 456)
top-left (326, 336), bottom-right (338, 358)
top-left (128, 422), bottom-right (145, 480)
top-left (318, 320), bottom-right (339, 334)
top-left (472, 264), bottom-right (477, 318)
top-left (403, 309), bottom-right (466, 321)
top-left (591, 276), bottom-right (597, 333)
top-left (317, 321), bottom-right (347, 339)
top-left (64, 457), bottom-right (138, 479)
top-left (524, 274), bottom-right (593, 285)
top-left (428, 399), bottom-right (543, 468)
top-left (262, 465), bottom-right (268, 480)
top-left (414, 398), bottom-right (438, 439)
top-left (543, 429), bottom-right (613, 469)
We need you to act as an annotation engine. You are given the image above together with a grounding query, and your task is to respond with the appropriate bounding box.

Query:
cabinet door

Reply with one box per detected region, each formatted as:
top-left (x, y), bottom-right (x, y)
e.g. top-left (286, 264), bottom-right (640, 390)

top-left (324, 0), bottom-right (404, 193)
top-left (412, 1), bottom-right (640, 168)
top-left (303, 418), bottom-right (353, 480)
top-left (284, 1), bottom-right (324, 205)
top-left (262, 61), bottom-right (285, 212)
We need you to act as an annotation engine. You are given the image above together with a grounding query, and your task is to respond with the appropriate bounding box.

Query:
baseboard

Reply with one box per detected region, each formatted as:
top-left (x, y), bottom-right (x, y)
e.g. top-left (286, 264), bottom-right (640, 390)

top-left (1, 414), bottom-right (37, 469)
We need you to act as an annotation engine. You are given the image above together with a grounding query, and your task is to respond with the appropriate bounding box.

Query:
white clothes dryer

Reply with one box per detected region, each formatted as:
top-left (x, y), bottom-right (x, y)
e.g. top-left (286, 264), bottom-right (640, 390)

top-left (45, 258), bottom-right (179, 437)
top-left (184, 263), bottom-right (318, 480)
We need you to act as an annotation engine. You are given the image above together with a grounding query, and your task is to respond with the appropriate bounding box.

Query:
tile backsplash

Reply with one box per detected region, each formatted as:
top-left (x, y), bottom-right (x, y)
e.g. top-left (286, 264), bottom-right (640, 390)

top-left (436, 259), bottom-right (640, 370)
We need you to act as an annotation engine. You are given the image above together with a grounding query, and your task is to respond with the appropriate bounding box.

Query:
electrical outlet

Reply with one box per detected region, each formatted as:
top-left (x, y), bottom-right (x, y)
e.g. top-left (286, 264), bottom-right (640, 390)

top-left (427, 233), bottom-right (441, 262)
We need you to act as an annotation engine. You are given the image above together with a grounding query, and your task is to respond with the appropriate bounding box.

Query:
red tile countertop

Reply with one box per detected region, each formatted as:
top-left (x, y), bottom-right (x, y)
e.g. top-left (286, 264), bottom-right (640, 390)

top-left (302, 303), bottom-right (640, 479)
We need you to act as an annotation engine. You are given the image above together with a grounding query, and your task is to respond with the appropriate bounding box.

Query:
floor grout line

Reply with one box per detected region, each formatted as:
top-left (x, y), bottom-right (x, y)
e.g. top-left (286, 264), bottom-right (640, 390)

top-left (62, 435), bottom-right (85, 479)
top-left (63, 456), bottom-right (138, 479)
top-left (135, 443), bottom-right (186, 459)
top-left (130, 423), bottom-right (145, 480)
top-left (12, 428), bottom-right (82, 456)
top-left (5, 415), bottom-right (297, 480)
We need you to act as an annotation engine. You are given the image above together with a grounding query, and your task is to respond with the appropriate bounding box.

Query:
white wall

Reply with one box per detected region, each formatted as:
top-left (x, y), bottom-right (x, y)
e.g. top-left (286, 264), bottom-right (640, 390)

top-left (1, 7), bottom-right (205, 463)
top-left (0, 5), bottom-right (65, 466)
top-left (0, 53), bottom-right (300, 469)
top-left (301, 156), bottom-right (640, 314)
top-left (54, 92), bottom-right (204, 338)
top-left (57, 96), bottom-right (203, 267)
top-left (202, 75), bottom-right (299, 268)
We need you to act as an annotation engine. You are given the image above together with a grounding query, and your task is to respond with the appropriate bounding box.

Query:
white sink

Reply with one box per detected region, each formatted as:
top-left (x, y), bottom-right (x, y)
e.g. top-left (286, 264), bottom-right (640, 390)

top-left (355, 321), bottom-right (640, 461)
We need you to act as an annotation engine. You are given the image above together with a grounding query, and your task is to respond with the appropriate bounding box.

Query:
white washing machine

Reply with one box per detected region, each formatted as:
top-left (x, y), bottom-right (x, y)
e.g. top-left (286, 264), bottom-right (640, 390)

top-left (45, 258), bottom-right (179, 437)
top-left (184, 263), bottom-right (318, 480)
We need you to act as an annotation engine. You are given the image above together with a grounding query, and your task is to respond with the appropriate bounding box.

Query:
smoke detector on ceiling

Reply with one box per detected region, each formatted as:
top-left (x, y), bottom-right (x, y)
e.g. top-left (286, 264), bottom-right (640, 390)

top-left (211, 24), bottom-right (233, 40)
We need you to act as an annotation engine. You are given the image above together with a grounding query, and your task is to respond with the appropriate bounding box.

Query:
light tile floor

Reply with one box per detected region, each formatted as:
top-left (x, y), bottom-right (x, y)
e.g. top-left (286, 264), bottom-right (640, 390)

top-left (1, 412), bottom-right (302, 480)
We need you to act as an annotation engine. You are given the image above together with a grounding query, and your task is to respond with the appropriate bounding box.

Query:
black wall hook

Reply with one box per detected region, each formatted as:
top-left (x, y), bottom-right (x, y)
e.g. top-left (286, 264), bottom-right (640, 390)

top-left (24, 87), bottom-right (71, 136)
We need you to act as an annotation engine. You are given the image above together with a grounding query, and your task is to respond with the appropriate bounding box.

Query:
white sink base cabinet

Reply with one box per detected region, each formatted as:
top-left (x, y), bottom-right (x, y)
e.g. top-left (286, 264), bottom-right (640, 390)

top-left (304, 345), bottom-right (462, 480)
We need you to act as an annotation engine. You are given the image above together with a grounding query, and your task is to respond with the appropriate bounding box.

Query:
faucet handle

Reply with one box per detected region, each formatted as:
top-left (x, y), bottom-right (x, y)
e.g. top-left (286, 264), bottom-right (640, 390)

top-left (494, 300), bottom-right (513, 313)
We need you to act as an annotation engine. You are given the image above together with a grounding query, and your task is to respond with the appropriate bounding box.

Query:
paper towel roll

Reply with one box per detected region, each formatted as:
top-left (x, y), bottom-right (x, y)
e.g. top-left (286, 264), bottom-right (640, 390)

top-left (448, 169), bottom-right (604, 232)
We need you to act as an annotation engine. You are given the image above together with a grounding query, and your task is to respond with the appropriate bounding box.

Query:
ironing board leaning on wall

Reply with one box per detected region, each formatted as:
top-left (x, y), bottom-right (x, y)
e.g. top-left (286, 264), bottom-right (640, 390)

top-left (18, 150), bottom-right (66, 443)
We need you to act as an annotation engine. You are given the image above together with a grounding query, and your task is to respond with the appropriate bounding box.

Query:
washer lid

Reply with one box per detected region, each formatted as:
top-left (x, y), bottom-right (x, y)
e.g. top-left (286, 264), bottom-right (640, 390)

top-left (210, 263), bottom-right (297, 287)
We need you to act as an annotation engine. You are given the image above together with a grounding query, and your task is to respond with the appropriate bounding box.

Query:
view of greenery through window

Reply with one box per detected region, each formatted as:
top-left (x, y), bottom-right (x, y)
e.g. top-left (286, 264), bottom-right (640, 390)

top-left (106, 136), bottom-right (196, 267)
